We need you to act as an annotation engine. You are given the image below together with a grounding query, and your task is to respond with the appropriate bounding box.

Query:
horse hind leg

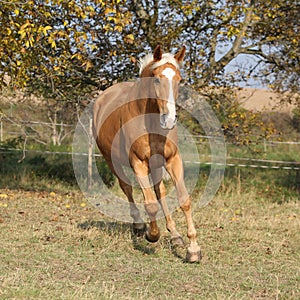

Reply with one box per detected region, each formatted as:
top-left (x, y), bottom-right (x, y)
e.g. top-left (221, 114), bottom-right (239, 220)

top-left (107, 161), bottom-right (146, 234)
top-left (117, 178), bottom-right (146, 235)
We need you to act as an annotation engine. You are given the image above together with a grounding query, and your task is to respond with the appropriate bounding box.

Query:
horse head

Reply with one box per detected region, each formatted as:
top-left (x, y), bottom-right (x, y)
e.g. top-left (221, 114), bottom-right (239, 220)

top-left (139, 45), bottom-right (186, 130)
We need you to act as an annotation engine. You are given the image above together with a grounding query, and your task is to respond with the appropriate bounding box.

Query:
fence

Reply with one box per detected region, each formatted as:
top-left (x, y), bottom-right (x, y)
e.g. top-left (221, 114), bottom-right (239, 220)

top-left (1, 118), bottom-right (299, 189)
top-left (0, 118), bottom-right (74, 146)
top-left (1, 144), bottom-right (299, 171)
top-left (1, 141), bottom-right (299, 193)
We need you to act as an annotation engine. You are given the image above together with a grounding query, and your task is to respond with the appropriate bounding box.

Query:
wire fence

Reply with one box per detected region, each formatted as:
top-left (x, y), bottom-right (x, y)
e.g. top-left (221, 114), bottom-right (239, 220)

top-left (1, 119), bottom-right (300, 143)
top-left (1, 146), bottom-right (299, 171)
top-left (1, 119), bottom-right (299, 171)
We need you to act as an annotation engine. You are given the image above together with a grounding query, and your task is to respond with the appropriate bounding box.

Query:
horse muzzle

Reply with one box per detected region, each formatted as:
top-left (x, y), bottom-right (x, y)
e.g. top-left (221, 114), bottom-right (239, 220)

top-left (160, 113), bottom-right (177, 130)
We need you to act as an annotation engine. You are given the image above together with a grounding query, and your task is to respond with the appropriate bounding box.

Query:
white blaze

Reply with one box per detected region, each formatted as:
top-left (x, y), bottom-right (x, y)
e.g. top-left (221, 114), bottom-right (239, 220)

top-left (162, 68), bottom-right (176, 125)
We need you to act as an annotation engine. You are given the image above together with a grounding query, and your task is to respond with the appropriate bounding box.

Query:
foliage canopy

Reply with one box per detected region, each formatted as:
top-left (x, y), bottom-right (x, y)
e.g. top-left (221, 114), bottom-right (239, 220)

top-left (1, 0), bottom-right (299, 96)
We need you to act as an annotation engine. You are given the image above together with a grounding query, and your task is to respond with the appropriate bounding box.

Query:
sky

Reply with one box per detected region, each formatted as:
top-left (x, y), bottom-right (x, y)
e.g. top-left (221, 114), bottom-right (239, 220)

top-left (225, 55), bottom-right (267, 89)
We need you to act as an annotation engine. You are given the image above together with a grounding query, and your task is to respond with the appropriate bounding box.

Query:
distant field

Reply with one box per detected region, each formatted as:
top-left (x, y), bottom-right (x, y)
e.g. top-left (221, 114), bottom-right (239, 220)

top-left (237, 88), bottom-right (296, 112)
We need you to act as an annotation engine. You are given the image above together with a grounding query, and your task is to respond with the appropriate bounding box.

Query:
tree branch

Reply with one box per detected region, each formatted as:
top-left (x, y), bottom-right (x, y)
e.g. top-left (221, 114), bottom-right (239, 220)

top-left (218, 4), bottom-right (255, 67)
top-left (209, 26), bottom-right (221, 67)
top-left (130, 0), bottom-right (160, 49)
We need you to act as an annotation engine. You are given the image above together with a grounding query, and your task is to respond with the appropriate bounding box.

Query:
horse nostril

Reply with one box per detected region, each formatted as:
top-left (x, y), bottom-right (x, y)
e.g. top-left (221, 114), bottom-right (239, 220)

top-left (161, 114), bottom-right (167, 122)
top-left (160, 114), bottom-right (168, 128)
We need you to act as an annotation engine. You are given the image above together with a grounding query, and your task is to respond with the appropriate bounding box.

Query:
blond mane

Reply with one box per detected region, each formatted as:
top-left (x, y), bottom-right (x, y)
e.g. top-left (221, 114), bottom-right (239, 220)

top-left (139, 53), bottom-right (180, 75)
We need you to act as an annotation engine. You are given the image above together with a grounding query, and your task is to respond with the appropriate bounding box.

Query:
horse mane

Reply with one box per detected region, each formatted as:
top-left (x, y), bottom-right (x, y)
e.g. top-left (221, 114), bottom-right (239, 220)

top-left (139, 52), bottom-right (180, 75)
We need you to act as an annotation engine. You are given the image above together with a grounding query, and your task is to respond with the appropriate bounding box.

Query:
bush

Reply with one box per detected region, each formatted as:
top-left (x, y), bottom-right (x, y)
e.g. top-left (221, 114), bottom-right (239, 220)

top-left (292, 107), bottom-right (300, 132)
top-left (96, 159), bottom-right (115, 188)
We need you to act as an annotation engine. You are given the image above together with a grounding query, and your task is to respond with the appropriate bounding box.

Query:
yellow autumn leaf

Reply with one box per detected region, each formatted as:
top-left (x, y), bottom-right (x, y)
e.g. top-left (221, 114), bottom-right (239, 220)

top-left (0, 194), bottom-right (8, 199)
top-left (14, 9), bottom-right (20, 16)
top-left (85, 60), bottom-right (93, 71)
top-left (115, 25), bottom-right (123, 32)
top-left (18, 29), bottom-right (27, 39)
top-left (107, 16), bottom-right (116, 22)
top-left (43, 25), bottom-right (52, 35)
top-left (126, 34), bottom-right (134, 41)
top-left (252, 15), bottom-right (261, 21)
top-left (48, 36), bottom-right (56, 48)
top-left (105, 8), bottom-right (115, 15)
top-left (87, 5), bottom-right (95, 12)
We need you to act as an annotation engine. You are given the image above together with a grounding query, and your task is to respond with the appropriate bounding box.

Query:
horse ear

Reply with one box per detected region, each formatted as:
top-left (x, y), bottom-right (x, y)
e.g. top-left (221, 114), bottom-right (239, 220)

top-left (153, 45), bottom-right (163, 61)
top-left (174, 45), bottom-right (186, 63)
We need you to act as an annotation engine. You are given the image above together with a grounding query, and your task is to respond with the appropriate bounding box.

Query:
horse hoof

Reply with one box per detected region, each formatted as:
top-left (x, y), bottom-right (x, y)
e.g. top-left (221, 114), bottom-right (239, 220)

top-left (145, 230), bottom-right (160, 243)
top-left (170, 236), bottom-right (185, 247)
top-left (132, 223), bottom-right (146, 237)
top-left (186, 249), bottom-right (202, 263)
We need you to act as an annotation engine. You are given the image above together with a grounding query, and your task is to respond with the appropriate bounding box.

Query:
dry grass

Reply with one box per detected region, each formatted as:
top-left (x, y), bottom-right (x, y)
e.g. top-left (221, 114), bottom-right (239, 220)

top-left (0, 186), bottom-right (299, 299)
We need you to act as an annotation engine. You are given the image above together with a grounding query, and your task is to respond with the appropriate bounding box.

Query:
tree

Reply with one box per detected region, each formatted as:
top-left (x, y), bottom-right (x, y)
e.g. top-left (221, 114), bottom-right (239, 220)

top-left (0, 0), bottom-right (132, 99)
top-left (1, 0), bottom-right (298, 98)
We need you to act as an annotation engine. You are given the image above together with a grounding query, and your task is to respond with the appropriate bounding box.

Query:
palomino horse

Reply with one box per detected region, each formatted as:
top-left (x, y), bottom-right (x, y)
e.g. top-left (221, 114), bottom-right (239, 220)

top-left (93, 45), bottom-right (201, 262)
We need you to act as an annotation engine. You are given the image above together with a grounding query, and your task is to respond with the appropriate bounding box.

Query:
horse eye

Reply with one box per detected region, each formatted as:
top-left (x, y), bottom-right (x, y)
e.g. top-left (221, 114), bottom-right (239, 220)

top-left (154, 78), bottom-right (160, 84)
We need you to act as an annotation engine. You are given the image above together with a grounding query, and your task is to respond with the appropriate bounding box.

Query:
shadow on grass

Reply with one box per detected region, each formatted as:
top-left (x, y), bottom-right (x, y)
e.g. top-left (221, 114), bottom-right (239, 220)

top-left (78, 220), bottom-right (156, 256)
top-left (78, 219), bottom-right (190, 262)
top-left (0, 151), bottom-right (77, 191)
top-left (170, 244), bottom-right (186, 262)
top-left (222, 167), bottom-right (300, 203)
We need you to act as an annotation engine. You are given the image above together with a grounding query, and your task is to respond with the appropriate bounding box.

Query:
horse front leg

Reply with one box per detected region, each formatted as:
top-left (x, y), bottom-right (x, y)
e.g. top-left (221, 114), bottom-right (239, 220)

top-left (132, 159), bottom-right (160, 243)
top-left (166, 153), bottom-right (202, 263)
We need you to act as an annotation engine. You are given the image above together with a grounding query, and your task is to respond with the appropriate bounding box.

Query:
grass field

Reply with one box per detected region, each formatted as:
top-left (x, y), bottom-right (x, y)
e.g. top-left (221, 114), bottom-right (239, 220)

top-left (0, 173), bottom-right (299, 299)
